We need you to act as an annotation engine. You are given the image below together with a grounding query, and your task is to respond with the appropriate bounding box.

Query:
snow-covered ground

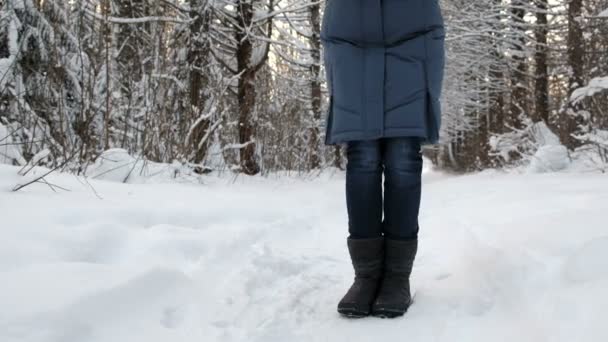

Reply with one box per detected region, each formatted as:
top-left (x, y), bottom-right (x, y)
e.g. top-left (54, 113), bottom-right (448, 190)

top-left (1, 163), bottom-right (607, 342)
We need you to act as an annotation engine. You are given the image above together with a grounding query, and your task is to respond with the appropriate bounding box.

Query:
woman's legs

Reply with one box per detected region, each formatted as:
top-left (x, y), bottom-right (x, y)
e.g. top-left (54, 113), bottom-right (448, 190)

top-left (345, 139), bottom-right (383, 239)
top-left (381, 137), bottom-right (423, 240)
top-left (344, 137), bottom-right (422, 239)
top-left (338, 139), bottom-right (384, 317)
top-left (371, 137), bottom-right (422, 317)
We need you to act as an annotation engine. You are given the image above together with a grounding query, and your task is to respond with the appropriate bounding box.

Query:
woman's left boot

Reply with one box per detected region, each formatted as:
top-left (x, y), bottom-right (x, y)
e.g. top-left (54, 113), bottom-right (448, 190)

top-left (337, 236), bottom-right (384, 318)
top-left (371, 237), bottom-right (418, 318)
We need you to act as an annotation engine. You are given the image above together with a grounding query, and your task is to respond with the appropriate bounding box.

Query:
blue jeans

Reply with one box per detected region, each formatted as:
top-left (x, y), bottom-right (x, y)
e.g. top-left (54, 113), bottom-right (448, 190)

top-left (345, 137), bottom-right (423, 240)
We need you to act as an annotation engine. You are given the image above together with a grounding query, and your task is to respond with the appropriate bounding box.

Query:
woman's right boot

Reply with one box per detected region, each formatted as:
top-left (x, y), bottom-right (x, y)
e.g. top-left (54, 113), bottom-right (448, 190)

top-left (371, 237), bottom-right (418, 318)
top-left (337, 236), bottom-right (384, 318)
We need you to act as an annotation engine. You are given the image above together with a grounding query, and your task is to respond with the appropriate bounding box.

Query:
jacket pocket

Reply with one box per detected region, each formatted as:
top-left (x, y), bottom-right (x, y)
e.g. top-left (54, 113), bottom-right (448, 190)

top-left (321, 0), bottom-right (362, 42)
top-left (329, 41), bottom-right (362, 116)
top-left (320, 0), bottom-right (333, 39)
top-left (425, 27), bottom-right (445, 99)
top-left (423, 28), bottom-right (446, 143)
top-left (324, 94), bottom-right (335, 145)
top-left (322, 39), bottom-right (333, 96)
top-left (323, 44), bottom-right (335, 145)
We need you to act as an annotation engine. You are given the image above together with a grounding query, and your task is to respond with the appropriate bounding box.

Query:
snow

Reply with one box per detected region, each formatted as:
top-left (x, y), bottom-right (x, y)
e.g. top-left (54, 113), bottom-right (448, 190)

top-left (528, 145), bottom-right (569, 173)
top-left (526, 122), bottom-right (570, 173)
top-left (8, 0), bottom-right (25, 10)
top-left (0, 14), bottom-right (20, 91)
top-left (82, 8), bottom-right (188, 24)
top-left (489, 121), bottom-right (573, 171)
top-left (599, 8), bottom-right (608, 17)
top-left (563, 237), bottom-right (608, 283)
top-left (84, 148), bottom-right (143, 183)
top-left (84, 149), bottom-right (200, 184)
top-left (1, 164), bottom-right (608, 342)
top-left (530, 121), bottom-right (561, 146)
top-left (0, 123), bottom-right (25, 166)
top-left (570, 76), bottom-right (608, 105)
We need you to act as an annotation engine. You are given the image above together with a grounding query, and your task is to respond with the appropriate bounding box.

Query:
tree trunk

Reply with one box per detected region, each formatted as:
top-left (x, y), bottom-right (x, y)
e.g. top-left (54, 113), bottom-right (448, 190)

top-left (102, 0), bottom-right (112, 150)
top-left (508, 0), bottom-right (527, 130)
top-left (309, 1), bottom-right (322, 169)
top-left (234, 0), bottom-right (273, 175)
top-left (561, 0), bottom-right (585, 149)
top-left (235, 1), bottom-right (259, 175)
top-left (534, 0), bottom-right (549, 123)
top-left (187, 0), bottom-right (212, 164)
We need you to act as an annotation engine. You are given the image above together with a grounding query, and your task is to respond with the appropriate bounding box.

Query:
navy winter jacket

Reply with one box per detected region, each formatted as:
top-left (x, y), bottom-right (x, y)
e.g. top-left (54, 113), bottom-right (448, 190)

top-left (320, 0), bottom-right (446, 145)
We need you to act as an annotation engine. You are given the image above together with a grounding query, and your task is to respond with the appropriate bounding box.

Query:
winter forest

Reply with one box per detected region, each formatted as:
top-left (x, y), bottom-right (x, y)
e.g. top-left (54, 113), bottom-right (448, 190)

top-left (2, 1), bottom-right (608, 341)
top-left (1, 0), bottom-right (607, 174)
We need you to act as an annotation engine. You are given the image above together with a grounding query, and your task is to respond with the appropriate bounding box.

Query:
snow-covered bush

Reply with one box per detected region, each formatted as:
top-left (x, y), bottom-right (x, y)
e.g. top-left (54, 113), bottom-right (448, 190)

top-left (570, 129), bottom-right (608, 172)
top-left (569, 71), bottom-right (608, 172)
top-left (490, 121), bottom-right (570, 172)
top-left (85, 149), bottom-right (206, 184)
top-left (85, 149), bottom-right (140, 182)
top-left (570, 76), bottom-right (608, 105)
top-left (0, 121), bottom-right (25, 165)
top-left (528, 145), bottom-right (570, 173)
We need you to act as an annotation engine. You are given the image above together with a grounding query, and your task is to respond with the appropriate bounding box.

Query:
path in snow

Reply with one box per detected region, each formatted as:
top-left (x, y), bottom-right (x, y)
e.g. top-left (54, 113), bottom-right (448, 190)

top-left (0, 164), bottom-right (607, 342)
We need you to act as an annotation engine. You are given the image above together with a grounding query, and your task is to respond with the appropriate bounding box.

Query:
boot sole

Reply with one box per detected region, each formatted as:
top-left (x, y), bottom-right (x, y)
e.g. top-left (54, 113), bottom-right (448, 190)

top-left (337, 307), bottom-right (370, 318)
top-left (371, 296), bottom-right (414, 318)
top-left (371, 307), bottom-right (408, 318)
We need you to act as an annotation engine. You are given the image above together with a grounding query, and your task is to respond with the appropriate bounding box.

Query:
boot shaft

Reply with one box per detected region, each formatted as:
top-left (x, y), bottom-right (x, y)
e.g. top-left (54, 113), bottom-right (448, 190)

top-left (346, 236), bottom-right (384, 278)
top-left (383, 238), bottom-right (417, 276)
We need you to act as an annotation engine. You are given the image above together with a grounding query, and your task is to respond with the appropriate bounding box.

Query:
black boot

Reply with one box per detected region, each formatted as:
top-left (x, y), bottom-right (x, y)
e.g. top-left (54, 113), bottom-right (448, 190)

top-left (337, 236), bottom-right (384, 318)
top-left (371, 238), bottom-right (418, 318)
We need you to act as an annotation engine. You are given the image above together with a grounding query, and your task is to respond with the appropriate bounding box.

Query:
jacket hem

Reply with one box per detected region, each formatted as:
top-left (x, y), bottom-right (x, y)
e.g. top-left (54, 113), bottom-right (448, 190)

top-left (324, 127), bottom-right (432, 146)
